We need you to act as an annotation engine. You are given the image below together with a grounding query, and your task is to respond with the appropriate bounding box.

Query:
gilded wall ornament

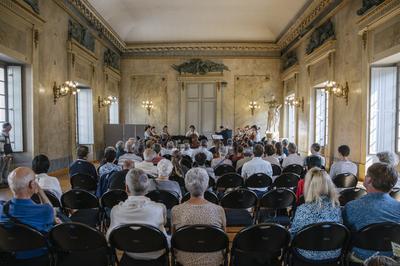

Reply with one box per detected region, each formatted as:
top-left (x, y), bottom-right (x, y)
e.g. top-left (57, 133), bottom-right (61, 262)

top-left (306, 20), bottom-right (335, 55)
top-left (172, 59), bottom-right (229, 75)
top-left (68, 19), bottom-right (95, 52)
top-left (357, 0), bottom-right (385, 16)
top-left (104, 48), bottom-right (120, 70)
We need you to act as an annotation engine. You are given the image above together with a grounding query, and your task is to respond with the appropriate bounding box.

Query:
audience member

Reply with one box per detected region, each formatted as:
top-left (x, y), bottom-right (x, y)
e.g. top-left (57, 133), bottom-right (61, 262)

top-left (236, 149), bottom-right (253, 171)
top-left (211, 148), bottom-right (233, 169)
top-left (376, 151), bottom-right (399, 167)
top-left (171, 168), bottom-right (226, 266)
top-left (135, 149), bottom-right (158, 177)
top-left (290, 167), bottom-right (342, 261)
top-left (107, 168), bottom-right (168, 263)
top-left (273, 142), bottom-right (287, 162)
top-left (282, 138), bottom-right (289, 156)
top-left (161, 141), bottom-right (176, 157)
top-left (192, 139), bottom-right (213, 162)
top-left (343, 162), bottom-right (400, 261)
top-left (229, 143), bottom-right (244, 168)
top-left (263, 144), bottom-right (280, 166)
top-left (118, 139), bottom-right (143, 166)
top-left (160, 125), bottom-right (170, 143)
top-left (69, 145), bottom-right (98, 180)
top-left (152, 143), bottom-right (164, 164)
top-left (148, 159), bottom-right (182, 199)
top-left (282, 143), bottom-right (304, 168)
top-left (98, 146), bottom-right (122, 177)
top-left (108, 159), bottom-right (135, 190)
top-left (144, 125), bottom-right (152, 140)
top-left (32, 154), bottom-right (62, 200)
top-left (171, 151), bottom-right (188, 179)
top-left (115, 140), bottom-right (126, 160)
top-left (363, 256), bottom-right (399, 266)
top-left (181, 142), bottom-right (193, 158)
top-left (329, 145), bottom-right (358, 178)
top-left (194, 152), bottom-right (215, 181)
top-left (306, 143), bottom-right (325, 167)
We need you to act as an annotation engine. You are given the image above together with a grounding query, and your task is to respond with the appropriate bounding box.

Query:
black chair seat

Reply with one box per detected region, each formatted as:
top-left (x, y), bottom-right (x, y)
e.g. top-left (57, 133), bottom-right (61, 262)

top-left (272, 164), bottom-right (282, 176)
top-left (332, 173), bottom-right (358, 188)
top-left (220, 189), bottom-right (258, 226)
top-left (215, 164), bottom-right (236, 177)
top-left (245, 173), bottom-right (272, 188)
top-left (282, 164), bottom-right (304, 175)
top-left (225, 209), bottom-right (254, 227)
top-left (338, 188), bottom-right (367, 206)
top-left (272, 173), bottom-right (300, 189)
top-left (258, 188), bottom-right (296, 225)
top-left (70, 173), bottom-right (97, 191)
top-left (216, 173), bottom-right (243, 191)
top-left (145, 190), bottom-right (180, 210)
top-left (31, 190), bottom-right (61, 208)
top-left (100, 189), bottom-right (128, 209)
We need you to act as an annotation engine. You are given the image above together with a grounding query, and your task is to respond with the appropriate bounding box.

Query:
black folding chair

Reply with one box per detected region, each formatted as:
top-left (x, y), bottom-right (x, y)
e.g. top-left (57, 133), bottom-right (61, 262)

top-left (282, 164), bottom-right (304, 176)
top-left (216, 173), bottom-right (244, 192)
top-left (0, 223), bottom-right (50, 266)
top-left (181, 157), bottom-right (192, 169)
top-left (332, 173), bottom-right (358, 188)
top-left (220, 188), bottom-right (258, 226)
top-left (70, 173), bottom-right (97, 192)
top-left (272, 173), bottom-right (300, 190)
top-left (390, 188), bottom-right (400, 201)
top-left (109, 224), bottom-right (169, 266)
top-left (289, 222), bottom-right (350, 266)
top-left (99, 189), bottom-right (128, 232)
top-left (49, 222), bottom-right (110, 266)
top-left (272, 164), bottom-right (282, 176)
top-left (169, 174), bottom-right (186, 190)
top-left (258, 188), bottom-right (296, 226)
top-left (245, 173), bottom-right (272, 189)
top-left (351, 222), bottom-right (400, 260)
top-left (215, 164), bottom-right (236, 177)
top-left (163, 154), bottom-right (172, 161)
top-left (338, 187), bottom-right (367, 206)
top-left (31, 190), bottom-right (61, 208)
top-left (146, 190), bottom-right (180, 210)
top-left (171, 225), bottom-right (229, 266)
top-left (181, 191), bottom-right (219, 205)
top-left (61, 189), bottom-right (100, 228)
top-left (231, 223), bottom-right (290, 266)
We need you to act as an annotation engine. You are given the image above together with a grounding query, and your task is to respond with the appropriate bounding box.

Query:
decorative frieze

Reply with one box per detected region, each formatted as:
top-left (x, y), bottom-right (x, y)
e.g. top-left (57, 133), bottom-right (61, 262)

top-left (104, 48), bottom-right (120, 70)
top-left (172, 59), bottom-right (229, 75)
top-left (306, 20), bottom-right (335, 55)
top-left (282, 51), bottom-right (298, 71)
top-left (23, 0), bottom-right (39, 13)
top-left (357, 0), bottom-right (385, 16)
top-left (68, 19), bottom-right (95, 52)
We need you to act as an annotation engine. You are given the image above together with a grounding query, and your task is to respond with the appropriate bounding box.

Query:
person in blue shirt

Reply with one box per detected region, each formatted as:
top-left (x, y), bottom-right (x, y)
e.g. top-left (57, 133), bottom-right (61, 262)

top-left (69, 145), bottom-right (98, 181)
top-left (0, 167), bottom-right (55, 261)
top-left (343, 162), bottom-right (400, 263)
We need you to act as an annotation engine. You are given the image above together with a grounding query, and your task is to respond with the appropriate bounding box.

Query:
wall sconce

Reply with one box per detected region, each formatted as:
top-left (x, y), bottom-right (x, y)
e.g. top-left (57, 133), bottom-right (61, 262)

top-left (249, 101), bottom-right (260, 116)
top-left (98, 95), bottom-right (117, 111)
top-left (285, 96), bottom-right (304, 112)
top-left (323, 81), bottom-right (349, 105)
top-left (142, 100), bottom-right (154, 115)
top-left (53, 81), bottom-right (79, 104)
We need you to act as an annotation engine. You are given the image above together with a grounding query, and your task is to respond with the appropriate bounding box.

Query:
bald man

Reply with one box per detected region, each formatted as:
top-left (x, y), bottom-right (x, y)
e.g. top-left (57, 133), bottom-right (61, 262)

top-left (0, 167), bottom-right (55, 260)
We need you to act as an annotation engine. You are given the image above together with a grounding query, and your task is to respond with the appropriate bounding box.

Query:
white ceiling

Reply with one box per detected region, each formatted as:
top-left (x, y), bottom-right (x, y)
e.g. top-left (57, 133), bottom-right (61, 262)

top-left (87, 0), bottom-right (310, 43)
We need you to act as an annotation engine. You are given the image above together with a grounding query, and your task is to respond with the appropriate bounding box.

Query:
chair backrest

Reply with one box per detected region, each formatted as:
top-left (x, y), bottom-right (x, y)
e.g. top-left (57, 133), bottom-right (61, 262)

top-left (231, 223), bottom-right (290, 258)
top-left (181, 191), bottom-right (219, 205)
top-left (333, 173), bottom-right (358, 188)
top-left (172, 225), bottom-right (228, 253)
top-left (272, 164), bottom-right (282, 176)
top-left (282, 164), bottom-right (304, 175)
top-left (339, 187), bottom-right (367, 206)
top-left (49, 222), bottom-right (107, 251)
top-left (215, 164), bottom-right (236, 177)
top-left (353, 222), bottom-right (400, 252)
top-left (70, 173), bottom-right (97, 191)
top-left (163, 154), bottom-right (172, 160)
top-left (100, 189), bottom-right (128, 209)
top-left (272, 173), bottom-right (300, 189)
top-left (216, 173), bottom-right (244, 190)
top-left (390, 188), bottom-right (400, 201)
top-left (61, 189), bottom-right (99, 209)
top-left (0, 222), bottom-right (47, 252)
top-left (245, 173), bottom-right (272, 188)
top-left (31, 190), bottom-right (61, 208)
top-left (169, 173), bottom-right (185, 188)
top-left (181, 157), bottom-right (192, 169)
top-left (292, 222), bottom-right (349, 252)
top-left (208, 176), bottom-right (216, 188)
top-left (145, 190), bottom-right (180, 209)
top-left (259, 188), bottom-right (296, 210)
top-left (237, 166), bottom-right (243, 175)
top-left (220, 188), bottom-right (258, 209)
top-left (109, 224), bottom-right (169, 253)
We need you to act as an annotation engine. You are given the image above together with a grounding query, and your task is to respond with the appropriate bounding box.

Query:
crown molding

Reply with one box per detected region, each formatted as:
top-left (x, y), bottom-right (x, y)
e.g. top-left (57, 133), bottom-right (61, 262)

top-left (357, 0), bottom-right (400, 34)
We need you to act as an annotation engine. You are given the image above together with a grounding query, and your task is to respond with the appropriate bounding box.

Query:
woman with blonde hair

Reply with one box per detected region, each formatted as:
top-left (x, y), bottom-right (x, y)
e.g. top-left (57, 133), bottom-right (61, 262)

top-left (290, 167), bottom-right (342, 262)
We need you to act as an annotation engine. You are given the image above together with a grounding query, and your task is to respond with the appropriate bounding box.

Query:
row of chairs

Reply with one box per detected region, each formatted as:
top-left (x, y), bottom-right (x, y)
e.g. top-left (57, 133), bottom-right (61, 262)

top-left (1, 220), bottom-right (399, 266)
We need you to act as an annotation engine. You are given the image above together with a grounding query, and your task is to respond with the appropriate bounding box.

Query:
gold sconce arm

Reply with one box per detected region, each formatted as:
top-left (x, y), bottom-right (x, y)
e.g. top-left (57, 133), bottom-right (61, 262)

top-left (98, 95), bottom-right (118, 112)
top-left (53, 81), bottom-right (79, 104)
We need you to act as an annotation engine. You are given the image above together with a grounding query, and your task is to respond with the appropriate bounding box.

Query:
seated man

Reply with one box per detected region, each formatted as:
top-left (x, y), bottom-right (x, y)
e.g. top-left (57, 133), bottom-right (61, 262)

top-left (343, 162), bottom-right (400, 262)
top-left (282, 142), bottom-right (304, 168)
top-left (118, 139), bottom-right (142, 166)
top-left (0, 167), bottom-right (55, 261)
top-left (135, 149), bottom-right (158, 177)
top-left (106, 168), bottom-right (168, 263)
top-left (329, 145), bottom-right (358, 178)
top-left (108, 160), bottom-right (135, 190)
top-left (69, 145), bottom-right (98, 180)
top-left (191, 139), bottom-right (213, 162)
top-left (32, 154), bottom-right (62, 200)
top-left (305, 143), bottom-right (325, 167)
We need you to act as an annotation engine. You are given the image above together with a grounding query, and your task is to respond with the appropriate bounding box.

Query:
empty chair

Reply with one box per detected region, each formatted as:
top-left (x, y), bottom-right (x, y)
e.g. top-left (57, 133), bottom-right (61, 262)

top-left (0, 223), bottom-right (50, 266)
top-left (145, 190), bottom-right (180, 210)
top-left (171, 225), bottom-right (229, 266)
top-left (289, 222), bottom-right (350, 266)
top-left (61, 189), bottom-right (100, 227)
top-left (70, 173), bottom-right (97, 191)
top-left (390, 188), bottom-right (400, 201)
top-left (215, 164), bottom-right (236, 177)
top-left (230, 223), bottom-right (290, 266)
top-left (49, 222), bottom-right (110, 266)
top-left (216, 173), bottom-right (244, 191)
top-left (258, 188), bottom-right (296, 226)
top-left (272, 173), bottom-right (300, 189)
top-left (272, 164), bottom-right (282, 177)
top-left (220, 188), bottom-right (258, 226)
top-left (338, 187), bottom-right (367, 206)
top-left (332, 173), bottom-right (358, 188)
top-left (245, 173), bottom-right (272, 189)
top-left (108, 224), bottom-right (169, 266)
top-left (181, 190), bottom-right (219, 205)
top-left (99, 189), bottom-right (128, 231)
top-left (282, 164), bottom-right (304, 175)
top-left (31, 190), bottom-right (61, 208)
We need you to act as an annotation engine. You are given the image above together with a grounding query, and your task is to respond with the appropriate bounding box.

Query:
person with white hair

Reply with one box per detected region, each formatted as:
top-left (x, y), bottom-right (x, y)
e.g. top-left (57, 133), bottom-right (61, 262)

top-left (134, 149), bottom-right (158, 177)
top-left (107, 168), bottom-right (168, 263)
top-left (282, 142), bottom-right (304, 168)
top-left (376, 151), bottom-right (399, 167)
top-left (161, 141), bottom-right (177, 157)
top-left (147, 159), bottom-right (182, 199)
top-left (180, 142), bottom-right (193, 158)
top-left (115, 140), bottom-right (125, 160)
top-left (118, 139), bottom-right (143, 166)
top-left (0, 167), bottom-right (55, 262)
top-left (171, 168), bottom-right (226, 266)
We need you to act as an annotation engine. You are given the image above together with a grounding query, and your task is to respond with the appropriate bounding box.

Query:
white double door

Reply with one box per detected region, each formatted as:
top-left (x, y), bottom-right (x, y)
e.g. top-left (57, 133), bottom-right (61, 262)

top-left (185, 83), bottom-right (217, 138)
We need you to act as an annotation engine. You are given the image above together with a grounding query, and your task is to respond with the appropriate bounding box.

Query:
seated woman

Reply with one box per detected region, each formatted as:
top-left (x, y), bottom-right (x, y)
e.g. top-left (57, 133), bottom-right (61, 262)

top-left (263, 144), bottom-right (280, 166)
top-left (98, 146), bottom-right (122, 177)
top-left (211, 148), bottom-right (233, 169)
top-left (290, 167), bottom-right (342, 262)
top-left (171, 168), bottom-right (226, 266)
top-left (148, 159), bottom-right (182, 199)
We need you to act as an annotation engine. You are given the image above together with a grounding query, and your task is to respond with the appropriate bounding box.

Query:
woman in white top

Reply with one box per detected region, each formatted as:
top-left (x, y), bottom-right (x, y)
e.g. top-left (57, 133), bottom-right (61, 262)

top-left (32, 154), bottom-right (62, 199)
top-left (282, 142), bottom-right (304, 168)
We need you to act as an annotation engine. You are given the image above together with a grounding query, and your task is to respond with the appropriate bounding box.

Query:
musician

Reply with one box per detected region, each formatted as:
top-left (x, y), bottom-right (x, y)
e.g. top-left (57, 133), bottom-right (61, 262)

top-left (185, 125), bottom-right (199, 138)
top-left (144, 125), bottom-right (152, 140)
top-left (160, 125), bottom-right (170, 142)
top-left (250, 125), bottom-right (261, 143)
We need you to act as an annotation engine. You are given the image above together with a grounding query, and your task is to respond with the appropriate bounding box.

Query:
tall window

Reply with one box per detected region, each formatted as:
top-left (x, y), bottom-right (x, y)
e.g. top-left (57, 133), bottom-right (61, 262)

top-left (285, 94), bottom-right (296, 142)
top-left (0, 63), bottom-right (23, 152)
top-left (315, 88), bottom-right (329, 147)
top-left (76, 88), bottom-right (94, 144)
top-left (369, 66), bottom-right (399, 154)
top-left (109, 101), bottom-right (119, 124)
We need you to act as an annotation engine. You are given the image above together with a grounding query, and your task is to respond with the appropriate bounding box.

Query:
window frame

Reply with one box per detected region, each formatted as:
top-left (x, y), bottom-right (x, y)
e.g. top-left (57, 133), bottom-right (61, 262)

top-left (285, 93), bottom-right (296, 142)
top-left (314, 87), bottom-right (329, 148)
top-left (76, 86), bottom-right (94, 145)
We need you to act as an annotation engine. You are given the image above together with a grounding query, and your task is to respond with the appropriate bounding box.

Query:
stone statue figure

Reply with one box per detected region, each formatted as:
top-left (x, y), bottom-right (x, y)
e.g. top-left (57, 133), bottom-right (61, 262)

top-left (265, 97), bottom-right (282, 133)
